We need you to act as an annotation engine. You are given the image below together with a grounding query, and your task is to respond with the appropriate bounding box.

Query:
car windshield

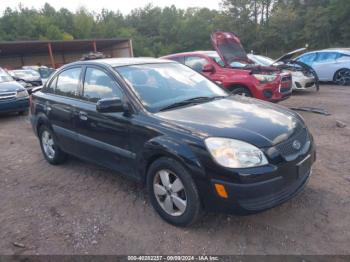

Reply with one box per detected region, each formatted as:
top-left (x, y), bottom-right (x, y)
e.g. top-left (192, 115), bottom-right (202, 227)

top-left (13, 70), bottom-right (40, 78)
top-left (115, 62), bottom-right (228, 113)
top-left (39, 68), bottom-right (55, 79)
top-left (0, 68), bottom-right (14, 83)
top-left (250, 55), bottom-right (274, 66)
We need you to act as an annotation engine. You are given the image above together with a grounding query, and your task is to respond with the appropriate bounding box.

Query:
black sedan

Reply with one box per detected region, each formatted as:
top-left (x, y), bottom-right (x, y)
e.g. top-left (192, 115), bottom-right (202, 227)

top-left (30, 58), bottom-right (316, 226)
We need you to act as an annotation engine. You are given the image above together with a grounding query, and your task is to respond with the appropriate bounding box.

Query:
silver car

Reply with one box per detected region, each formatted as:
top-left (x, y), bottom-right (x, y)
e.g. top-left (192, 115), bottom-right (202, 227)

top-left (296, 48), bottom-right (350, 85)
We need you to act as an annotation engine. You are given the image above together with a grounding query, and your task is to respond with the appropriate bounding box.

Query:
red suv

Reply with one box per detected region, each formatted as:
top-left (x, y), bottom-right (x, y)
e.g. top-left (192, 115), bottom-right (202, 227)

top-left (161, 32), bottom-right (292, 102)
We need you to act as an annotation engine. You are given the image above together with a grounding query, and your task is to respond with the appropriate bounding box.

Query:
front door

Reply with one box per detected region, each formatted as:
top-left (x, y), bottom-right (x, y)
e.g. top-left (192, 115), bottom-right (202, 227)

top-left (73, 66), bottom-right (136, 177)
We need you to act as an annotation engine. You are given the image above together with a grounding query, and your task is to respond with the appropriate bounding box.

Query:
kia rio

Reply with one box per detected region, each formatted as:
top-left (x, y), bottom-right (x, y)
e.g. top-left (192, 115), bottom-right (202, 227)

top-left (30, 58), bottom-right (316, 226)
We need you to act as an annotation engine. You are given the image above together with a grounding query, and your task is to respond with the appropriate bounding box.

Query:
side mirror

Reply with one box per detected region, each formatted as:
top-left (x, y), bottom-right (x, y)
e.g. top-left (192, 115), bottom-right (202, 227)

top-left (202, 64), bottom-right (215, 73)
top-left (96, 97), bottom-right (124, 113)
top-left (28, 86), bottom-right (43, 95)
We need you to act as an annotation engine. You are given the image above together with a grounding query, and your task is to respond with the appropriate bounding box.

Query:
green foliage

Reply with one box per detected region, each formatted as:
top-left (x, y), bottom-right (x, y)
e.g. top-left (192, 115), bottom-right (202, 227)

top-left (0, 1), bottom-right (349, 58)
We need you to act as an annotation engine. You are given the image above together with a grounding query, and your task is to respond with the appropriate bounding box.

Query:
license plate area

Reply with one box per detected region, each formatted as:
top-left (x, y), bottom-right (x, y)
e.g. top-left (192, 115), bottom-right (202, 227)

top-left (297, 154), bottom-right (311, 177)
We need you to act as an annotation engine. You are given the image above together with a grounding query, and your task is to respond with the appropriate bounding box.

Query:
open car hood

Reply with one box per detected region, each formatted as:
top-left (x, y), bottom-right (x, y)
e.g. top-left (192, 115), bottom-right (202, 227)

top-left (211, 32), bottom-right (249, 67)
top-left (273, 48), bottom-right (307, 64)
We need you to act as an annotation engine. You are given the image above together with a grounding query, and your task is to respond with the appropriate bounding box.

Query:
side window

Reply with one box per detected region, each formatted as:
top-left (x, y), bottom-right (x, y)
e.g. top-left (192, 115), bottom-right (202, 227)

top-left (55, 67), bottom-right (82, 98)
top-left (298, 53), bottom-right (317, 65)
top-left (169, 56), bottom-right (185, 64)
top-left (83, 67), bottom-right (124, 103)
top-left (314, 52), bottom-right (338, 63)
top-left (185, 56), bottom-right (208, 72)
top-left (44, 75), bottom-right (57, 94)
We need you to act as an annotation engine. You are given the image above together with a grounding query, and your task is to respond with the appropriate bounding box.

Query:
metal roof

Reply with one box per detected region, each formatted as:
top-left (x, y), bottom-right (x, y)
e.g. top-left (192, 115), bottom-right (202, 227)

top-left (70, 57), bottom-right (174, 67)
top-left (0, 38), bottom-right (129, 56)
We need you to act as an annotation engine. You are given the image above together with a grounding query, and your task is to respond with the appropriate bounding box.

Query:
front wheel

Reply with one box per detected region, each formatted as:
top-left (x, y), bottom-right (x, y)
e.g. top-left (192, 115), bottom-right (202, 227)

top-left (334, 69), bottom-right (350, 86)
top-left (39, 125), bottom-right (67, 165)
top-left (230, 86), bottom-right (252, 97)
top-left (147, 157), bottom-right (202, 227)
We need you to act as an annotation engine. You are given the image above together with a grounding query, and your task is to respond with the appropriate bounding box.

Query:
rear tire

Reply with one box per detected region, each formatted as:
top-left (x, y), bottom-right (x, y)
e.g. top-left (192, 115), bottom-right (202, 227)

top-left (39, 125), bottom-right (67, 165)
top-left (18, 110), bottom-right (28, 115)
top-left (334, 69), bottom-right (350, 86)
top-left (147, 157), bottom-right (202, 227)
top-left (230, 86), bottom-right (252, 97)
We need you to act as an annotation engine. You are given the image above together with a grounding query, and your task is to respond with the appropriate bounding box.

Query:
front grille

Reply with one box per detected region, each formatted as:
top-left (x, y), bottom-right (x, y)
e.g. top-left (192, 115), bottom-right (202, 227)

top-left (281, 75), bottom-right (292, 82)
top-left (0, 92), bottom-right (16, 101)
top-left (305, 82), bottom-right (315, 88)
top-left (280, 87), bottom-right (291, 93)
top-left (275, 128), bottom-right (310, 158)
top-left (239, 170), bottom-right (310, 211)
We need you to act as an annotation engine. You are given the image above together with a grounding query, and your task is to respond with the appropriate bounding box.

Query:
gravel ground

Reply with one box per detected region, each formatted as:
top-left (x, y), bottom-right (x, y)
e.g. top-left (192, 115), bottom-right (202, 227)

top-left (0, 85), bottom-right (349, 255)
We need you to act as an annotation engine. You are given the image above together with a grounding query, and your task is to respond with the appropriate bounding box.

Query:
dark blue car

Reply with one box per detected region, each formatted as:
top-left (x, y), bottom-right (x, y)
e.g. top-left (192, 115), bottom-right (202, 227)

top-left (0, 68), bottom-right (30, 114)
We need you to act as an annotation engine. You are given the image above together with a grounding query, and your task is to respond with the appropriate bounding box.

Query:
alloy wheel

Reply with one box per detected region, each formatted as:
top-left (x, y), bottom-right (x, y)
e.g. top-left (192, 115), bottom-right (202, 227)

top-left (153, 169), bottom-right (187, 216)
top-left (334, 69), bottom-right (350, 86)
top-left (41, 130), bottom-right (55, 159)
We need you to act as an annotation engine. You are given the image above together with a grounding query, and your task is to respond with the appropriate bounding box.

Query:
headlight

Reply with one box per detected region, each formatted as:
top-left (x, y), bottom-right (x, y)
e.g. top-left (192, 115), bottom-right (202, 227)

top-left (205, 137), bottom-right (268, 168)
top-left (16, 90), bottom-right (29, 98)
top-left (253, 74), bottom-right (277, 83)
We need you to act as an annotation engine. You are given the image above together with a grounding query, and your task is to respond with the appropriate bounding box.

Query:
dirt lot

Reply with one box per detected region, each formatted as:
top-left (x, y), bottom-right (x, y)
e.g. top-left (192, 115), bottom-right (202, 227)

top-left (0, 85), bottom-right (349, 255)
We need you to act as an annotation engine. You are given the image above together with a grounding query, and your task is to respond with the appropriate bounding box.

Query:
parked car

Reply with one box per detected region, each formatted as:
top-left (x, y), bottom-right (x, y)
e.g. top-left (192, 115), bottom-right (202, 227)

top-left (30, 58), bottom-right (315, 226)
top-left (161, 32), bottom-right (292, 102)
top-left (0, 68), bottom-right (30, 114)
top-left (9, 69), bottom-right (43, 91)
top-left (296, 48), bottom-right (350, 85)
top-left (22, 66), bottom-right (56, 85)
top-left (248, 52), bottom-right (317, 91)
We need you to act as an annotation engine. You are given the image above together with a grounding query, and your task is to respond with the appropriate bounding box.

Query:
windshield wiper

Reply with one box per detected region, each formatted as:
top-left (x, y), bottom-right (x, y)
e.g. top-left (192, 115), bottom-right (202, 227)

top-left (159, 96), bottom-right (225, 111)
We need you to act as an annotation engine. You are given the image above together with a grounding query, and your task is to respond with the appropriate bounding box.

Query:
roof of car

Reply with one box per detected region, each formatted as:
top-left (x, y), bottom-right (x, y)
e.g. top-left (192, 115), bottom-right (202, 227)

top-left (162, 51), bottom-right (219, 57)
top-left (74, 57), bottom-right (174, 67)
top-left (302, 48), bottom-right (350, 55)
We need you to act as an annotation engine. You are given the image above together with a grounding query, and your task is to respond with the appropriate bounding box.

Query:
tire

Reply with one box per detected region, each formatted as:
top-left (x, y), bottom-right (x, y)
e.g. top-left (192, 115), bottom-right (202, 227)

top-left (147, 157), bottom-right (202, 227)
top-left (18, 110), bottom-right (28, 115)
top-left (39, 125), bottom-right (67, 165)
top-left (334, 69), bottom-right (350, 86)
top-left (230, 86), bottom-right (252, 97)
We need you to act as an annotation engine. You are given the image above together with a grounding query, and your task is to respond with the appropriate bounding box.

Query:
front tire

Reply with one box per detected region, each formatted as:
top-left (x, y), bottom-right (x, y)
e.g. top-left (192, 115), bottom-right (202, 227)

top-left (230, 86), bottom-right (252, 97)
top-left (334, 69), bottom-right (350, 86)
top-left (147, 157), bottom-right (202, 227)
top-left (39, 125), bottom-right (67, 165)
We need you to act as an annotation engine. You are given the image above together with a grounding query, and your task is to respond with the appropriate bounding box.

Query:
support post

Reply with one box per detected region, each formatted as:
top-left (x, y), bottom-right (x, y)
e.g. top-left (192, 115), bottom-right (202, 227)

top-left (128, 39), bottom-right (134, 57)
top-left (48, 43), bottom-right (55, 68)
top-left (92, 41), bottom-right (97, 52)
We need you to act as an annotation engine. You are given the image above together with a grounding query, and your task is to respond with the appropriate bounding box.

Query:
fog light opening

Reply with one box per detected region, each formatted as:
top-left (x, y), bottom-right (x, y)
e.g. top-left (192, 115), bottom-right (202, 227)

top-left (214, 183), bottom-right (228, 199)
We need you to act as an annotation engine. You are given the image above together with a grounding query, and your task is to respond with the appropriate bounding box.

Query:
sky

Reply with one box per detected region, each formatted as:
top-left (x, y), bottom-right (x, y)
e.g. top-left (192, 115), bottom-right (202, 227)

top-left (0, 0), bottom-right (221, 15)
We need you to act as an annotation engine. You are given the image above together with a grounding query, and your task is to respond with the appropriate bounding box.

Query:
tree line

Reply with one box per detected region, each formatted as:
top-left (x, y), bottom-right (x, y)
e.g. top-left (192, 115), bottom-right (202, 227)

top-left (0, 0), bottom-right (349, 58)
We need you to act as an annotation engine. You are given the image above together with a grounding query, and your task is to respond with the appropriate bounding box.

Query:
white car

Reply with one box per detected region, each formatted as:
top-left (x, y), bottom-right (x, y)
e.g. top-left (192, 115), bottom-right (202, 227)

top-left (248, 53), bottom-right (317, 91)
top-left (295, 48), bottom-right (350, 86)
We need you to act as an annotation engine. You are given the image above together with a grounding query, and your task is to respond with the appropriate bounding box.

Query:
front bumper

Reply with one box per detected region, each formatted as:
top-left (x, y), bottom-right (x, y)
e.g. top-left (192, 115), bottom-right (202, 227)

top-left (0, 98), bottom-right (29, 113)
top-left (200, 140), bottom-right (316, 214)
top-left (292, 76), bottom-right (316, 90)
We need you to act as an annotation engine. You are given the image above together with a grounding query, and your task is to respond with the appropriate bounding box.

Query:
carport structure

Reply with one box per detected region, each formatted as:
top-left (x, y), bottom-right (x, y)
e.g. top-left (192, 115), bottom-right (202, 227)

top-left (0, 38), bottom-right (133, 69)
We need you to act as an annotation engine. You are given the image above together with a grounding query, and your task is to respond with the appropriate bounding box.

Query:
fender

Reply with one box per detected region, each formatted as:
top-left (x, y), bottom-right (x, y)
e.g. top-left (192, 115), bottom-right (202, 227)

top-left (31, 112), bottom-right (53, 137)
top-left (139, 135), bottom-right (206, 183)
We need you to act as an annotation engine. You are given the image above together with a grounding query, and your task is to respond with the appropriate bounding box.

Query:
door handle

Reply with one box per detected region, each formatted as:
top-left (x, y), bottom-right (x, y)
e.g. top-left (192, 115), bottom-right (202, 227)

top-left (79, 111), bottom-right (88, 121)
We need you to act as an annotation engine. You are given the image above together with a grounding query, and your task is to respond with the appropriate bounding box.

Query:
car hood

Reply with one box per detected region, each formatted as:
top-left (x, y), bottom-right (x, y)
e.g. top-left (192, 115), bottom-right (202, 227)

top-left (273, 48), bottom-right (307, 64)
top-left (211, 31), bottom-right (249, 67)
top-left (156, 96), bottom-right (304, 148)
top-left (0, 81), bottom-right (25, 92)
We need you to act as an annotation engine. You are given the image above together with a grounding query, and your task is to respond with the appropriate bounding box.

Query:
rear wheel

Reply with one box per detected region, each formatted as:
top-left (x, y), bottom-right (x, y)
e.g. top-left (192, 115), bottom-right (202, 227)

top-left (39, 125), bottom-right (67, 165)
top-left (334, 69), bottom-right (350, 86)
top-left (147, 157), bottom-right (202, 227)
top-left (230, 86), bottom-right (252, 97)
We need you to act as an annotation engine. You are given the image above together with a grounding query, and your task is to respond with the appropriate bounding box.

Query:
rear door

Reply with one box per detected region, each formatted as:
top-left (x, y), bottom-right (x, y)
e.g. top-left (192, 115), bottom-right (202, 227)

top-left (46, 66), bottom-right (82, 154)
top-left (312, 52), bottom-right (340, 81)
top-left (73, 65), bottom-right (136, 177)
